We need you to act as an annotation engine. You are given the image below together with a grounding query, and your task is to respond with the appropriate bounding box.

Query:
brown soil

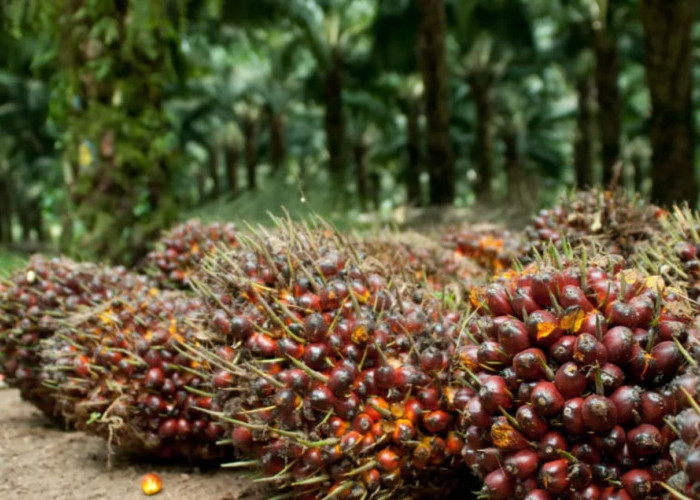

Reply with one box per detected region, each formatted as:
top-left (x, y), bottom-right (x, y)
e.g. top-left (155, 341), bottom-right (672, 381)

top-left (0, 388), bottom-right (260, 500)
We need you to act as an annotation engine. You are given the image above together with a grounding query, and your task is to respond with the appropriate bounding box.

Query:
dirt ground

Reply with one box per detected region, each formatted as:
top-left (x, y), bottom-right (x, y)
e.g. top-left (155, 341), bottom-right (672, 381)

top-left (0, 388), bottom-right (260, 500)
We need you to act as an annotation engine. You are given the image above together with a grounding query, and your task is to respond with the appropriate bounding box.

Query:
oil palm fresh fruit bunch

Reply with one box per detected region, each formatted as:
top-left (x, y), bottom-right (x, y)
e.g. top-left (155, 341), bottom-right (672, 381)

top-left (0, 256), bottom-right (153, 417)
top-left (357, 231), bottom-right (489, 293)
top-left (461, 247), bottom-right (694, 499)
top-left (441, 225), bottom-right (522, 275)
top-left (39, 287), bottom-right (231, 460)
top-left (143, 219), bottom-right (238, 289)
top-left (523, 189), bottom-right (665, 261)
top-left (185, 217), bottom-right (478, 499)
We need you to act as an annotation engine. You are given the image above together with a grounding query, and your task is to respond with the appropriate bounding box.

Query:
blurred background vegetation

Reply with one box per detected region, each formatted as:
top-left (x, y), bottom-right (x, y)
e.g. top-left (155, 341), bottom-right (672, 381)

top-left (1, 0), bottom-right (699, 267)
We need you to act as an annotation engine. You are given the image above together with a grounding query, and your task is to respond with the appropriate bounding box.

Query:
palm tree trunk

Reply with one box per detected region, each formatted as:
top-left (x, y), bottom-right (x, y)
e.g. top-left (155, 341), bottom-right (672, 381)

top-left (323, 61), bottom-right (345, 188)
top-left (641, 0), bottom-right (699, 206)
top-left (593, 30), bottom-right (621, 186)
top-left (225, 144), bottom-right (239, 194)
top-left (502, 120), bottom-right (523, 203)
top-left (265, 104), bottom-right (286, 175)
top-left (574, 77), bottom-right (594, 188)
top-left (208, 146), bottom-right (221, 199)
top-left (468, 75), bottom-right (493, 199)
top-left (416, 0), bottom-right (454, 206)
top-left (244, 115), bottom-right (259, 191)
top-left (354, 135), bottom-right (369, 211)
top-left (405, 100), bottom-right (422, 206)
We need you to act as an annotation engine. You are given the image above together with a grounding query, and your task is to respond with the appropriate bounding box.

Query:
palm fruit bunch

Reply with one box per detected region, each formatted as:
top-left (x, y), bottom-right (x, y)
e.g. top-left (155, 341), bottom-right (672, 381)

top-left (523, 189), bottom-right (665, 260)
top-left (187, 218), bottom-right (479, 499)
top-left (357, 231), bottom-right (489, 293)
top-left (441, 225), bottom-right (522, 275)
top-left (461, 249), bottom-right (695, 499)
top-left (38, 287), bottom-right (231, 460)
top-left (143, 219), bottom-right (238, 289)
top-left (0, 256), bottom-right (152, 418)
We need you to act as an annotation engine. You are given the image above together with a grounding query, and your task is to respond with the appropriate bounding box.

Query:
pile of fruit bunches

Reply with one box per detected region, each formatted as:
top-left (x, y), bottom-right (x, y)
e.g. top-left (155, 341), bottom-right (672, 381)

top-left (2, 189), bottom-right (700, 499)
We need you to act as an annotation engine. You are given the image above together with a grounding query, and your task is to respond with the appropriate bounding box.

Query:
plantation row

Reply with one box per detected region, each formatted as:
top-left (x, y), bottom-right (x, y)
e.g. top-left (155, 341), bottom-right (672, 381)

top-left (1, 190), bottom-right (700, 499)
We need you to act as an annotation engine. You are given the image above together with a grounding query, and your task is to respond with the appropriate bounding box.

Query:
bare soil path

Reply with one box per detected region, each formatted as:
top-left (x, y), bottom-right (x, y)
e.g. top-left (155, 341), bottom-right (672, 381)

top-left (0, 388), bottom-right (259, 500)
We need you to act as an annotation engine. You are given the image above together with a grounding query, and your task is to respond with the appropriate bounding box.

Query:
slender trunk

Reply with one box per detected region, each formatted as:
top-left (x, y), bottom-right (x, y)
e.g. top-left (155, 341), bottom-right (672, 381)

top-left (632, 153), bottom-right (644, 194)
top-left (574, 77), bottom-right (594, 188)
top-left (244, 115), bottom-right (259, 191)
top-left (207, 146), bottom-right (221, 199)
top-left (34, 203), bottom-right (46, 243)
top-left (593, 30), bottom-right (621, 186)
top-left (416, 0), bottom-right (454, 205)
top-left (323, 61), bottom-right (345, 188)
top-left (265, 104), bottom-right (286, 175)
top-left (354, 135), bottom-right (369, 211)
top-left (196, 167), bottom-right (207, 205)
top-left (405, 100), bottom-right (422, 206)
top-left (369, 172), bottom-right (381, 210)
top-left (19, 197), bottom-right (31, 242)
top-left (641, 0), bottom-right (699, 206)
top-left (225, 144), bottom-right (239, 194)
top-left (502, 120), bottom-right (523, 203)
top-left (468, 75), bottom-right (494, 198)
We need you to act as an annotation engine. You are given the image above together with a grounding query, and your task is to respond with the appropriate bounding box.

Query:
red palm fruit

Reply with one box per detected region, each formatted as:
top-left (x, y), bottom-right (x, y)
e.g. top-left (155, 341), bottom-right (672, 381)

top-left (423, 410), bottom-right (450, 433)
top-left (531, 381), bottom-right (565, 416)
top-left (620, 469), bottom-right (653, 500)
top-left (562, 397), bottom-right (586, 434)
top-left (573, 333), bottom-right (608, 366)
top-left (231, 426), bottom-right (253, 451)
top-left (539, 431), bottom-right (567, 461)
top-left (479, 375), bottom-right (513, 413)
top-left (639, 391), bottom-right (666, 426)
top-left (560, 285), bottom-right (595, 312)
top-left (377, 448), bottom-right (400, 472)
top-left (513, 348), bottom-right (548, 381)
top-left (515, 478), bottom-right (539, 499)
top-left (303, 313), bottom-right (328, 342)
top-left (554, 362), bottom-right (587, 399)
top-left (549, 335), bottom-right (576, 364)
top-left (505, 449), bottom-right (539, 479)
top-left (212, 370), bottom-right (233, 389)
top-left (229, 316), bottom-right (253, 340)
top-left (627, 295), bottom-right (654, 326)
top-left (569, 462), bottom-right (593, 490)
top-left (610, 386), bottom-right (641, 425)
top-left (627, 345), bottom-right (658, 383)
top-left (247, 332), bottom-right (279, 358)
top-left (327, 366), bottom-right (355, 397)
top-left (277, 337), bottom-right (304, 359)
top-left (602, 327), bottom-right (636, 365)
top-left (582, 395), bottom-right (618, 433)
top-left (478, 340), bottom-right (509, 369)
top-left (477, 448), bottom-right (503, 474)
top-left (482, 468), bottom-right (515, 500)
top-left (540, 458), bottom-right (570, 494)
top-left (593, 425), bottom-right (626, 455)
top-left (465, 397), bottom-right (492, 428)
top-left (517, 382), bottom-right (537, 404)
top-left (525, 310), bottom-right (562, 347)
top-left (497, 318), bottom-right (531, 357)
top-left (596, 363), bottom-right (624, 393)
top-left (523, 491), bottom-right (553, 500)
top-left (501, 367), bottom-right (519, 391)
top-left (627, 423), bottom-right (663, 457)
top-left (445, 431), bottom-right (463, 455)
top-left (531, 271), bottom-right (563, 307)
top-left (416, 386), bottom-right (440, 410)
top-left (484, 284), bottom-right (514, 316)
top-left (511, 287), bottom-right (540, 318)
top-left (158, 418), bottom-right (177, 438)
top-left (606, 301), bottom-right (641, 328)
top-left (144, 367), bottom-right (165, 390)
top-left (571, 442), bottom-right (602, 465)
top-left (592, 464), bottom-right (621, 484)
top-left (490, 416), bottom-right (529, 451)
top-left (578, 311), bottom-right (608, 337)
top-left (656, 320), bottom-right (687, 342)
top-left (651, 340), bottom-right (682, 380)
top-left (516, 404), bottom-right (548, 439)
